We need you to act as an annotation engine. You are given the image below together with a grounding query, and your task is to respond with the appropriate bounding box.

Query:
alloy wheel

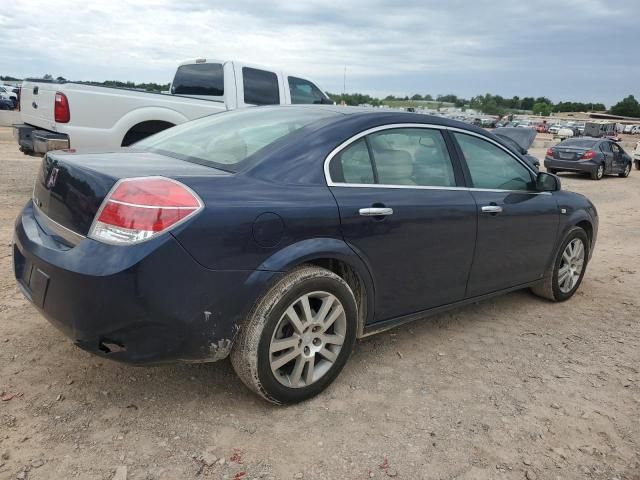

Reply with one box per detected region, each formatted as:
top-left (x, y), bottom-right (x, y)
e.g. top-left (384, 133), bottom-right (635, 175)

top-left (558, 238), bottom-right (585, 293)
top-left (596, 165), bottom-right (604, 179)
top-left (269, 291), bottom-right (346, 388)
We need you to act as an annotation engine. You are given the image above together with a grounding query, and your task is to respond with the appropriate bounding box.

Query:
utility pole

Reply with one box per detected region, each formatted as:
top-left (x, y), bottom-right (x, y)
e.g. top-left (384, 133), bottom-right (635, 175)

top-left (342, 65), bottom-right (347, 106)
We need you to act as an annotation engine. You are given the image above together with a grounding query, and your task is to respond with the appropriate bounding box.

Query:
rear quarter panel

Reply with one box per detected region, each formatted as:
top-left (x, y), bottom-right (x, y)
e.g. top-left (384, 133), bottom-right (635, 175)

top-left (172, 175), bottom-right (343, 271)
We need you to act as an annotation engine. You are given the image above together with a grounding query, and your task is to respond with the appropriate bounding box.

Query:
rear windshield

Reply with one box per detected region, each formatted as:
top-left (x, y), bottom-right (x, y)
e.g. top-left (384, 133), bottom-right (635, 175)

top-left (561, 139), bottom-right (597, 148)
top-left (135, 108), bottom-right (339, 172)
top-left (172, 63), bottom-right (224, 96)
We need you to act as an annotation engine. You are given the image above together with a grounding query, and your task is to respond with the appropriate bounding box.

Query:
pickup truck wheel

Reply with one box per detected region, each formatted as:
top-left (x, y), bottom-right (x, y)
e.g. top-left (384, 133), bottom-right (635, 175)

top-left (591, 164), bottom-right (604, 180)
top-left (531, 226), bottom-right (589, 302)
top-left (619, 163), bottom-right (631, 178)
top-left (231, 266), bottom-right (357, 405)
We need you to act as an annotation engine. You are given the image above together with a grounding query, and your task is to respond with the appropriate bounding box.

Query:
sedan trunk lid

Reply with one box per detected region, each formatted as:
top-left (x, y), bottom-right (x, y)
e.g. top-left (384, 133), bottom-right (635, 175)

top-left (32, 149), bottom-right (229, 239)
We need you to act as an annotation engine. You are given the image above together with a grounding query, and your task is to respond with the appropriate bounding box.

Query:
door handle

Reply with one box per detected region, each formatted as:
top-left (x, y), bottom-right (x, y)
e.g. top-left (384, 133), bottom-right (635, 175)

top-left (359, 207), bottom-right (393, 217)
top-left (481, 205), bottom-right (503, 214)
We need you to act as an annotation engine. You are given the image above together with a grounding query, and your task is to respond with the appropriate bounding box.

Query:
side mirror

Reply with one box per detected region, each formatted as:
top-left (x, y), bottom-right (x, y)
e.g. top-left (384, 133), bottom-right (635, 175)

top-left (537, 172), bottom-right (561, 192)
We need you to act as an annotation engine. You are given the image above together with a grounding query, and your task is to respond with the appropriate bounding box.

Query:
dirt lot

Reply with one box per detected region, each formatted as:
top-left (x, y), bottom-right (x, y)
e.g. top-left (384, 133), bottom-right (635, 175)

top-left (0, 126), bottom-right (639, 480)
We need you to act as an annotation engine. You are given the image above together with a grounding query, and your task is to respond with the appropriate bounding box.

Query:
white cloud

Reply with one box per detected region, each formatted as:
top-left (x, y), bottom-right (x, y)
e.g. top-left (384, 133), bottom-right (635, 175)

top-left (1, 0), bottom-right (638, 104)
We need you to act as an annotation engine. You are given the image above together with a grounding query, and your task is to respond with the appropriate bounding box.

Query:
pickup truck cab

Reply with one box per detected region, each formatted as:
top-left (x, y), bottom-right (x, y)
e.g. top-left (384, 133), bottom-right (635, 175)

top-left (13, 59), bottom-right (331, 154)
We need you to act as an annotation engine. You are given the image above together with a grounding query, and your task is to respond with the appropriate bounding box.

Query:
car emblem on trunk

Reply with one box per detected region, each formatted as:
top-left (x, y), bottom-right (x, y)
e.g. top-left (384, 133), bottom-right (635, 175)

top-left (47, 167), bottom-right (59, 189)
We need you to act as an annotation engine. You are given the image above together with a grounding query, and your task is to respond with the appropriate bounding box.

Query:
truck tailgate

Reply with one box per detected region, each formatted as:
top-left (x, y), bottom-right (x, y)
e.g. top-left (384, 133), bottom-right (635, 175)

top-left (20, 81), bottom-right (57, 129)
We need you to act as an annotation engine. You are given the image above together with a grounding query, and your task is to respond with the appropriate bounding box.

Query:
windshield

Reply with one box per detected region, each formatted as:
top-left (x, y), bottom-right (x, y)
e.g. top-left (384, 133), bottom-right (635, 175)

top-left (561, 139), bottom-right (597, 148)
top-left (136, 108), bottom-right (339, 172)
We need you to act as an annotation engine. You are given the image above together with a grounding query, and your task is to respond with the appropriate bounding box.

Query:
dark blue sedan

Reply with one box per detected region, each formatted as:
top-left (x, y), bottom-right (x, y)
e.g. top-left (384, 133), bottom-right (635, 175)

top-left (13, 106), bottom-right (598, 404)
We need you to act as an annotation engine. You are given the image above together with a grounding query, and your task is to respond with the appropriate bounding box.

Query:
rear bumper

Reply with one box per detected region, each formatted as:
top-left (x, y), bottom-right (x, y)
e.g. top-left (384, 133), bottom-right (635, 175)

top-left (13, 124), bottom-right (69, 155)
top-left (544, 158), bottom-right (598, 173)
top-left (13, 201), bottom-right (281, 364)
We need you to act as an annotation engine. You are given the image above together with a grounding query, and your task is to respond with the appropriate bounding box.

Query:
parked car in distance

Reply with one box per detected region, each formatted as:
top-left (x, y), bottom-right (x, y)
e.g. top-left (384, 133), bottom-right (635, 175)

top-left (548, 123), bottom-right (562, 135)
top-left (545, 137), bottom-right (632, 180)
top-left (0, 97), bottom-right (13, 110)
top-left (13, 59), bottom-right (331, 155)
top-left (633, 141), bottom-right (640, 170)
top-left (536, 123), bottom-right (549, 133)
top-left (13, 106), bottom-right (599, 404)
top-left (554, 127), bottom-right (574, 141)
top-left (492, 126), bottom-right (540, 170)
top-left (0, 85), bottom-right (17, 108)
top-left (584, 122), bottom-right (616, 138)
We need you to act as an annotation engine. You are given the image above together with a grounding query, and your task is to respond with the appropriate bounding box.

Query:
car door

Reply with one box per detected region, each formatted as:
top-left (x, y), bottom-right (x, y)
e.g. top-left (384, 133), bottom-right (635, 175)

top-left (327, 126), bottom-right (477, 322)
top-left (610, 142), bottom-right (625, 172)
top-left (599, 141), bottom-right (615, 173)
top-left (450, 131), bottom-right (559, 297)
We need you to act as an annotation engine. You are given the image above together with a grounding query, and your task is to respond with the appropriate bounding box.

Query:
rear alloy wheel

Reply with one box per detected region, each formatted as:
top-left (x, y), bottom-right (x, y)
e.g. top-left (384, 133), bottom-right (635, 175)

top-left (531, 226), bottom-right (589, 302)
top-left (591, 164), bottom-right (604, 180)
top-left (619, 163), bottom-right (631, 178)
top-left (231, 266), bottom-right (357, 404)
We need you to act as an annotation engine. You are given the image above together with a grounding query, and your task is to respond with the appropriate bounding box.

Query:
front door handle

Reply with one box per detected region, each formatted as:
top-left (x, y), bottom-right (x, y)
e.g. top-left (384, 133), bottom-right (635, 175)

top-left (481, 205), bottom-right (503, 214)
top-left (359, 207), bottom-right (393, 217)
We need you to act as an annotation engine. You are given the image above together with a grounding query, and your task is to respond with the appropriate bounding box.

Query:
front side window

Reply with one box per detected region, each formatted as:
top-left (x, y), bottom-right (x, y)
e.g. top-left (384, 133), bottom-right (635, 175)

top-left (288, 76), bottom-right (326, 104)
top-left (611, 143), bottom-right (621, 155)
top-left (172, 63), bottom-right (224, 96)
top-left (243, 67), bottom-right (280, 105)
top-left (453, 132), bottom-right (534, 191)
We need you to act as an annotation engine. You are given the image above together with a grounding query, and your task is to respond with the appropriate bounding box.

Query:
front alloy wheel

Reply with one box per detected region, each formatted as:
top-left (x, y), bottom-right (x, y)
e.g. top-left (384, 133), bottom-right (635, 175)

top-left (531, 226), bottom-right (589, 301)
top-left (619, 163), bottom-right (631, 178)
top-left (557, 238), bottom-right (585, 294)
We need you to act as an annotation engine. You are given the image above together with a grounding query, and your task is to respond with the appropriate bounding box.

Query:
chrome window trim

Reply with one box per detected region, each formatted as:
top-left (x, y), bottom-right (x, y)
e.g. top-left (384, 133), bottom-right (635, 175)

top-left (32, 201), bottom-right (86, 245)
top-left (323, 122), bottom-right (545, 195)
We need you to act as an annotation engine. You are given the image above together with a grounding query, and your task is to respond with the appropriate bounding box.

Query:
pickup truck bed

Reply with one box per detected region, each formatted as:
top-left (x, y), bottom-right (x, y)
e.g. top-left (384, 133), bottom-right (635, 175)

top-left (16, 81), bottom-right (227, 153)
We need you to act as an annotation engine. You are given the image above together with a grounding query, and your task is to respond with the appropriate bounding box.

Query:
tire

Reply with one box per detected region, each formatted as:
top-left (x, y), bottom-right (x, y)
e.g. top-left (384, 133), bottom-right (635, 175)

top-left (231, 265), bottom-right (358, 404)
top-left (547, 168), bottom-right (557, 174)
top-left (531, 226), bottom-right (589, 302)
top-left (591, 163), bottom-right (604, 180)
top-left (619, 163), bottom-right (631, 178)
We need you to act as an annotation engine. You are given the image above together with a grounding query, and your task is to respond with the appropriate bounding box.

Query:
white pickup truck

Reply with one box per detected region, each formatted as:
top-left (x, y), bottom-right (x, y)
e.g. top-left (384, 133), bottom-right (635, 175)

top-left (13, 59), bottom-right (332, 154)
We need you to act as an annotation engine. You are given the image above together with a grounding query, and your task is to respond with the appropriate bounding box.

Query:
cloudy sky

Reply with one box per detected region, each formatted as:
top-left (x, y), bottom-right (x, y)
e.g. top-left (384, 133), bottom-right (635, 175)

top-left (1, 0), bottom-right (637, 106)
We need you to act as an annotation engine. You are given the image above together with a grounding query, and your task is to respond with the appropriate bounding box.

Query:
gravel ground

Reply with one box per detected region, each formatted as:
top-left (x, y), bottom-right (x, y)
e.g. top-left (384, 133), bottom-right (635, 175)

top-left (0, 127), bottom-right (639, 480)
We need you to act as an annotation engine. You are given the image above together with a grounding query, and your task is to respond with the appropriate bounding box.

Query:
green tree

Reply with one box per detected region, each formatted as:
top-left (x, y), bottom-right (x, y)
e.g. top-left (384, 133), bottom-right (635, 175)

top-left (533, 102), bottom-right (553, 116)
top-left (610, 95), bottom-right (640, 118)
top-left (411, 94), bottom-right (423, 101)
top-left (520, 97), bottom-right (535, 110)
top-left (423, 94), bottom-right (433, 101)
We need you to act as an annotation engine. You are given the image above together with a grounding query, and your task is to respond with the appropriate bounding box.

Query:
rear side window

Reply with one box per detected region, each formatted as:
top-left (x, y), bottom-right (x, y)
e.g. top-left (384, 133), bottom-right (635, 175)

top-left (368, 128), bottom-right (455, 187)
top-left (243, 67), bottom-right (280, 105)
top-left (600, 142), bottom-right (611, 153)
top-left (172, 63), bottom-right (224, 96)
top-left (329, 128), bottom-right (456, 187)
top-left (453, 132), bottom-right (535, 191)
top-left (329, 139), bottom-right (375, 184)
top-left (288, 76), bottom-right (326, 104)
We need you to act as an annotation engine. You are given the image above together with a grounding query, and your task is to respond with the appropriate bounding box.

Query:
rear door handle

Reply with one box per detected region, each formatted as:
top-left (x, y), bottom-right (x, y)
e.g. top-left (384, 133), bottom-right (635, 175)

top-left (481, 205), bottom-right (503, 214)
top-left (359, 207), bottom-right (393, 217)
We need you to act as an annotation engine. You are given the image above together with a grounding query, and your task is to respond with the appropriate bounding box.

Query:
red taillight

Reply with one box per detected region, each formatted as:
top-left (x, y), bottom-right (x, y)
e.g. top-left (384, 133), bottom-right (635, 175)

top-left (580, 150), bottom-right (597, 160)
top-left (546, 148), bottom-right (554, 157)
top-left (54, 92), bottom-right (70, 123)
top-left (89, 177), bottom-right (202, 245)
